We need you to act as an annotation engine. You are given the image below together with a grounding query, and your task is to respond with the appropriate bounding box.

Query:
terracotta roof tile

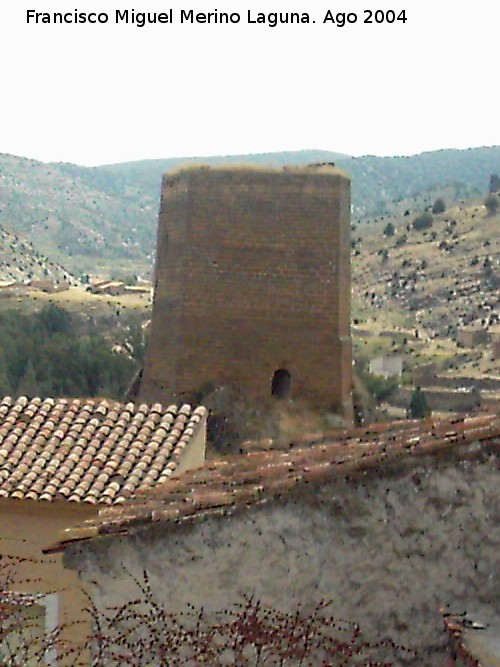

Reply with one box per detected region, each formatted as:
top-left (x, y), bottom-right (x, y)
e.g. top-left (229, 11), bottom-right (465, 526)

top-left (0, 396), bottom-right (206, 505)
top-left (44, 409), bottom-right (499, 551)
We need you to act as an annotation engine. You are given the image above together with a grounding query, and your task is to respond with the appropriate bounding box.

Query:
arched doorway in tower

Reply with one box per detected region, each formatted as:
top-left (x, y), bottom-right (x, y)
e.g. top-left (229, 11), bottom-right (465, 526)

top-left (271, 369), bottom-right (291, 399)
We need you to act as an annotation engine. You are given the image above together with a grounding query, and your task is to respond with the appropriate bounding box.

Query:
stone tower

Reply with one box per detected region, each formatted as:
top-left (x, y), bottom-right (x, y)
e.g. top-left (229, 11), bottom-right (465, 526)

top-left (138, 164), bottom-right (352, 419)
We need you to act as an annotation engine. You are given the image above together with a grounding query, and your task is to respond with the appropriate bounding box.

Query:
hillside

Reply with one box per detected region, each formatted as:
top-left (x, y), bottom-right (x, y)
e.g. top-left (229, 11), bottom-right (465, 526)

top-left (0, 146), bottom-right (499, 277)
top-left (347, 147), bottom-right (498, 215)
top-left (0, 154), bottom-right (155, 277)
top-left (95, 146), bottom-right (500, 218)
top-left (351, 193), bottom-right (499, 383)
top-left (0, 224), bottom-right (77, 285)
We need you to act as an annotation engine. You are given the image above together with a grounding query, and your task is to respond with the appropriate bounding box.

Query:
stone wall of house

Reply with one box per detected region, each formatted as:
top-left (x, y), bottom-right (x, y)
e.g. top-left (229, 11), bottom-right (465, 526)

top-left (457, 329), bottom-right (489, 348)
top-left (411, 374), bottom-right (500, 392)
top-left (393, 386), bottom-right (482, 412)
top-left (137, 166), bottom-right (352, 419)
top-left (67, 454), bottom-right (499, 665)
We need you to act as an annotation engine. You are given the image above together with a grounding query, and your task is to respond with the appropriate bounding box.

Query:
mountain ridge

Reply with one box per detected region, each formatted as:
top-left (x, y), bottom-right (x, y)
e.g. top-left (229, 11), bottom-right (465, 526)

top-left (0, 146), bottom-right (499, 277)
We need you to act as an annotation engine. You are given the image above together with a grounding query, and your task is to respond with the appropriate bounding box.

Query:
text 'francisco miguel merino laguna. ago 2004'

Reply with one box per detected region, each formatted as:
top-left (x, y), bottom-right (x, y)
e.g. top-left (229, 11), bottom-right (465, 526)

top-left (26, 9), bottom-right (408, 28)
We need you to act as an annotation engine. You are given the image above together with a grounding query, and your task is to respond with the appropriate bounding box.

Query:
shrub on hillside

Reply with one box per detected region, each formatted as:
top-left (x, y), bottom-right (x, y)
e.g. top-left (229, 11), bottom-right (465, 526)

top-left (484, 193), bottom-right (499, 216)
top-left (383, 222), bottom-right (395, 237)
top-left (378, 248), bottom-right (389, 263)
top-left (412, 212), bottom-right (434, 231)
top-left (432, 198), bottom-right (446, 214)
top-left (489, 173), bottom-right (500, 193)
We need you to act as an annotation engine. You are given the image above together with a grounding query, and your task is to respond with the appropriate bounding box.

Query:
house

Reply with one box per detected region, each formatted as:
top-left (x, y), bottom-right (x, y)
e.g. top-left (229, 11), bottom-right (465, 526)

top-left (89, 281), bottom-right (126, 296)
top-left (123, 284), bottom-right (152, 296)
top-left (28, 280), bottom-right (71, 294)
top-left (0, 281), bottom-right (26, 299)
top-left (390, 385), bottom-right (482, 413)
top-left (413, 362), bottom-right (438, 385)
top-left (369, 355), bottom-right (404, 378)
top-left (0, 395), bottom-right (207, 665)
top-left (490, 325), bottom-right (500, 361)
top-left (48, 410), bottom-right (500, 666)
top-left (456, 326), bottom-right (488, 348)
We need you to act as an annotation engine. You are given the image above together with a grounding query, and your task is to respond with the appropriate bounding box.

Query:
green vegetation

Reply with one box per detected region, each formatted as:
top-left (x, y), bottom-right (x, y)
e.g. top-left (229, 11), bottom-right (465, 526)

top-left (100, 145), bottom-right (500, 220)
top-left (431, 198), bottom-right (446, 214)
top-left (383, 222), bottom-right (395, 237)
top-left (409, 387), bottom-right (431, 418)
top-left (489, 174), bottom-right (500, 193)
top-left (410, 387), bottom-right (432, 419)
top-left (484, 193), bottom-right (499, 216)
top-left (356, 363), bottom-right (399, 404)
top-left (395, 233), bottom-right (408, 247)
top-left (412, 212), bottom-right (434, 230)
top-left (0, 304), bottom-right (136, 398)
top-left (0, 154), bottom-right (155, 275)
top-left (378, 248), bottom-right (389, 263)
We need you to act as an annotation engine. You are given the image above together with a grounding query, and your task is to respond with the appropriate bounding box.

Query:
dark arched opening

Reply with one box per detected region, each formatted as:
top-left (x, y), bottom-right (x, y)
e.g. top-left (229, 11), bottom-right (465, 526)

top-left (271, 369), bottom-right (291, 399)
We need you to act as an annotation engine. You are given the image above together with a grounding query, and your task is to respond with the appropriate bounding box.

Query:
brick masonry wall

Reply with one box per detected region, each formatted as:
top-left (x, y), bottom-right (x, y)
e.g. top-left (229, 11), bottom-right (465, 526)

top-left (139, 166), bottom-right (353, 418)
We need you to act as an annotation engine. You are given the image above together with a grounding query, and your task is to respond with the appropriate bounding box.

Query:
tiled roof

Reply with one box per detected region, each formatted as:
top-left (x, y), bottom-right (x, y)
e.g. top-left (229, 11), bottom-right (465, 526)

top-left (47, 410), bottom-right (499, 551)
top-left (0, 591), bottom-right (44, 607)
top-left (0, 396), bottom-right (206, 505)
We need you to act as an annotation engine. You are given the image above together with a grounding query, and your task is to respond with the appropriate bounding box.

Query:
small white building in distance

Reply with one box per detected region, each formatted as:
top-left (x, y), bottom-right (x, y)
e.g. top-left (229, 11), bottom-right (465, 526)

top-left (369, 355), bottom-right (404, 379)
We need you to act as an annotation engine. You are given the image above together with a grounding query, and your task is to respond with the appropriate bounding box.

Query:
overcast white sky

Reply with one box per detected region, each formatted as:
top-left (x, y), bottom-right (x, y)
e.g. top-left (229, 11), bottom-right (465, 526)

top-left (1, 1), bottom-right (498, 166)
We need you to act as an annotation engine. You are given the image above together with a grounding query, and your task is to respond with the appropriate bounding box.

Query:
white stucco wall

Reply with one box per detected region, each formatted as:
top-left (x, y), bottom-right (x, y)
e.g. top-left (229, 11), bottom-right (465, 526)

top-left (66, 454), bottom-right (499, 665)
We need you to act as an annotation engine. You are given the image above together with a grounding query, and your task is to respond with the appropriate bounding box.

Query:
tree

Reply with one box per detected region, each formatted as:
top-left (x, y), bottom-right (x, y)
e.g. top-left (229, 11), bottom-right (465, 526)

top-left (17, 360), bottom-right (38, 397)
top-left (0, 306), bottom-right (137, 400)
top-left (412, 212), bottom-right (434, 231)
top-left (383, 222), bottom-right (395, 237)
top-left (395, 233), bottom-right (408, 247)
top-left (0, 349), bottom-right (11, 395)
top-left (484, 193), bottom-right (499, 216)
top-left (409, 386), bottom-right (431, 418)
top-left (378, 248), bottom-right (389, 263)
top-left (36, 303), bottom-right (72, 335)
top-left (489, 174), bottom-right (500, 193)
top-left (432, 198), bottom-right (446, 214)
top-left (124, 321), bottom-right (147, 365)
top-left (87, 574), bottom-right (414, 666)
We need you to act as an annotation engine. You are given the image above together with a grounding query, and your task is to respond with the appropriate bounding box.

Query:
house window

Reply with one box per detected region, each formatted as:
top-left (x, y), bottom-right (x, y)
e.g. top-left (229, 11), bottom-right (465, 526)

top-left (271, 369), bottom-right (291, 399)
top-left (0, 593), bottom-right (59, 666)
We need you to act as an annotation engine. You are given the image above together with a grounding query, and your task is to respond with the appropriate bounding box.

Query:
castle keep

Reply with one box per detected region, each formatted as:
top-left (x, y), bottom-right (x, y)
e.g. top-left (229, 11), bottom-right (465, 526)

top-left (138, 164), bottom-right (352, 419)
